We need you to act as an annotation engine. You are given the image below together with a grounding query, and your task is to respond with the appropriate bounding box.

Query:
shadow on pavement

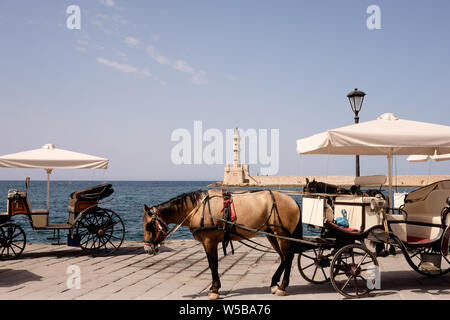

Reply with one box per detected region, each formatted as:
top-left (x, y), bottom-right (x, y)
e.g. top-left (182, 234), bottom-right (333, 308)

top-left (0, 269), bottom-right (43, 287)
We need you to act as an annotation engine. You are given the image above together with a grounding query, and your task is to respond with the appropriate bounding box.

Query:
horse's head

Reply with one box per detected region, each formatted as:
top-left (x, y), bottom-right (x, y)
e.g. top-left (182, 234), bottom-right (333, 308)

top-left (303, 178), bottom-right (317, 193)
top-left (142, 204), bottom-right (168, 255)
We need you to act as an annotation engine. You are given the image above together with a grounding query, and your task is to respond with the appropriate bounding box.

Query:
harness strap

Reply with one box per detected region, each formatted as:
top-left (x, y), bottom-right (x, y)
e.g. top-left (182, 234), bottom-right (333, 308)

top-left (267, 190), bottom-right (290, 234)
top-left (221, 190), bottom-right (236, 256)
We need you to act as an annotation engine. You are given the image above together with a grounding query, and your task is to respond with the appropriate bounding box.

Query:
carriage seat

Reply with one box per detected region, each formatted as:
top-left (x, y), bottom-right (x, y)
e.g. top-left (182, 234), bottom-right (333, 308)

top-left (67, 184), bottom-right (113, 217)
top-left (70, 183), bottom-right (113, 201)
top-left (67, 198), bottom-right (97, 214)
top-left (403, 189), bottom-right (450, 241)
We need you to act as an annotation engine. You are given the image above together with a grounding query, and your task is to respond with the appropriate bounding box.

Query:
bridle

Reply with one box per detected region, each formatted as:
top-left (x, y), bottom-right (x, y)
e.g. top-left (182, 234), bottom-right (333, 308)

top-left (144, 208), bottom-right (169, 254)
top-left (143, 196), bottom-right (208, 254)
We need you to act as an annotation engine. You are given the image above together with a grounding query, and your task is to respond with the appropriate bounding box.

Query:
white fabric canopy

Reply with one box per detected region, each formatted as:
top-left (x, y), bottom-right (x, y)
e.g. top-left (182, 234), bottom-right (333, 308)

top-left (297, 113), bottom-right (450, 156)
top-left (0, 144), bottom-right (108, 169)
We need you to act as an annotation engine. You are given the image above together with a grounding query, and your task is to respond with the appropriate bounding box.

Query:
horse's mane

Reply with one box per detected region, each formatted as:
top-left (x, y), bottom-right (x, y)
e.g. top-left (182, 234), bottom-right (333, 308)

top-left (156, 190), bottom-right (206, 215)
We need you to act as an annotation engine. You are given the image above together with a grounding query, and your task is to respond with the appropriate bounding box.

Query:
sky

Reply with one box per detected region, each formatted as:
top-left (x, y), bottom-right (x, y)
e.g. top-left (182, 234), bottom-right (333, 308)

top-left (0, 0), bottom-right (449, 181)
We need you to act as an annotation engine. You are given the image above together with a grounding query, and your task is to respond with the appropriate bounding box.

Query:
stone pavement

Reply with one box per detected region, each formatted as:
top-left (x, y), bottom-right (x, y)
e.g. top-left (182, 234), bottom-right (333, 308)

top-left (1, 239), bottom-right (450, 300)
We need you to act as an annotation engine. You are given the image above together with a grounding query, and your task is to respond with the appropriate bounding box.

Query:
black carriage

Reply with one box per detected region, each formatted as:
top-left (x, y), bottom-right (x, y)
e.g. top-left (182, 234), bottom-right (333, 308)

top-left (0, 179), bottom-right (125, 260)
top-left (297, 177), bottom-right (450, 298)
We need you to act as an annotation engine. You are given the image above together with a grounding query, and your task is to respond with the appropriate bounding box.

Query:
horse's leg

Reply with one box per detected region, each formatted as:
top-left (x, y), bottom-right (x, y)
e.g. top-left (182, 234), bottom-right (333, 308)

top-left (277, 240), bottom-right (295, 296)
top-left (201, 239), bottom-right (221, 300)
top-left (265, 234), bottom-right (286, 294)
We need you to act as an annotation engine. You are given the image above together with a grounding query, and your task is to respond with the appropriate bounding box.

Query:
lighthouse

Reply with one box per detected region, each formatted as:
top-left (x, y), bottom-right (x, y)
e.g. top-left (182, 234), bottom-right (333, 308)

top-left (233, 128), bottom-right (241, 168)
top-left (223, 127), bottom-right (249, 186)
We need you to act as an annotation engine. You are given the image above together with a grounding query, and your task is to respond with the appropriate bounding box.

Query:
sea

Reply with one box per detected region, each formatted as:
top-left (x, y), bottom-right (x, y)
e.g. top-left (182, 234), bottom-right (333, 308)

top-left (0, 180), bottom-right (413, 243)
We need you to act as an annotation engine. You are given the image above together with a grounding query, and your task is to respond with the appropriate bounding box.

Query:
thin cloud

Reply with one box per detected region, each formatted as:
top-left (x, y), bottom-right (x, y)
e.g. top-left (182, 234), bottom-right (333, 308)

top-left (100, 0), bottom-right (115, 7)
top-left (146, 45), bottom-right (208, 85)
top-left (146, 46), bottom-right (170, 65)
top-left (113, 48), bottom-right (127, 60)
top-left (96, 13), bottom-right (108, 20)
top-left (96, 57), bottom-right (166, 85)
top-left (96, 57), bottom-right (137, 73)
top-left (77, 39), bottom-right (104, 51)
top-left (173, 60), bottom-right (194, 73)
top-left (124, 37), bottom-right (140, 47)
top-left (192, 70), bottom-right (208, 85)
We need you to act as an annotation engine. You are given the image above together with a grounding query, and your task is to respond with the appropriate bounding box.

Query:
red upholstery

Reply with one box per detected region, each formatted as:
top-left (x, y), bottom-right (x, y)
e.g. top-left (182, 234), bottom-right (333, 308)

top-left (329, 222), bottom-right (358, 232)
top-left (407, 236), bottom-right (430, 243)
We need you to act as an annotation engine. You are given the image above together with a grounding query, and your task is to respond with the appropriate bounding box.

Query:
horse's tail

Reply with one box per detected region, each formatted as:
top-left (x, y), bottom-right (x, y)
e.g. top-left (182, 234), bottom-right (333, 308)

top-left (291, 200), bottom-right (303, 252)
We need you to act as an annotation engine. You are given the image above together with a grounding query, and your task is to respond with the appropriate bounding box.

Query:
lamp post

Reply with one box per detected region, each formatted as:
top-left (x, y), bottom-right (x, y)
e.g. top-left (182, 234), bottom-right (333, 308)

top-left (347, 88), bottom-right (366, 177)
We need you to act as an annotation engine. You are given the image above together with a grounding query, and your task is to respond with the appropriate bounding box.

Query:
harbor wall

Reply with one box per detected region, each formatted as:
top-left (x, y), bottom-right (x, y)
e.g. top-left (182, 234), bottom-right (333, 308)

top-left (219, 172), bottom-right (450, 188)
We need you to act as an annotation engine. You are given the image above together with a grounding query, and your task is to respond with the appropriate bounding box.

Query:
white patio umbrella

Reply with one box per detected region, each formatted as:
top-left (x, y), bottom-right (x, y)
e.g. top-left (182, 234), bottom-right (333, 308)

top-left (407, 153), bottom-right (450, 162)
top-left (0, 144), bottom-right (109, 210)
top-left (296, 113), bottom-right (450, 208)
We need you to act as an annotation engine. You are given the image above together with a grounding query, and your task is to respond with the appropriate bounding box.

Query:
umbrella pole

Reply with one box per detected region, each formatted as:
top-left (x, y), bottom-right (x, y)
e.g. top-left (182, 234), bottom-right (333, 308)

top-left (387, 153), bottom-right (393, 212)
top-left (46, 169), bottom-right (52, 211)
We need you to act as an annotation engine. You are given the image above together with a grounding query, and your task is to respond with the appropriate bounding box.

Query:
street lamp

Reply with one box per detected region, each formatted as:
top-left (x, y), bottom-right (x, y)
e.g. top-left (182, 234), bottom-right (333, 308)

top-left (347, 88), bottom-right (366, 177)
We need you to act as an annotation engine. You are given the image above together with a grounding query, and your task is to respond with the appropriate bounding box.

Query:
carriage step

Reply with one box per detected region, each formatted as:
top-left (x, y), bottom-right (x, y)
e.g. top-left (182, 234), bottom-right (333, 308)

top-left (67, 234), bottom-right (81, 247)
top-left (46, 225), bottom-right (71, 245)
top-left (421, 262), bottom-right (441, 272)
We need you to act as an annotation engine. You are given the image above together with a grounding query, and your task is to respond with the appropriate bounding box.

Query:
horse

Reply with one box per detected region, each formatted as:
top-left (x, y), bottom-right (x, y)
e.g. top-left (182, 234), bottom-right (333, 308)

top-left (303, 178), bottom-right (351, 195)
top-left (142, 189), bottom-right (302, 300)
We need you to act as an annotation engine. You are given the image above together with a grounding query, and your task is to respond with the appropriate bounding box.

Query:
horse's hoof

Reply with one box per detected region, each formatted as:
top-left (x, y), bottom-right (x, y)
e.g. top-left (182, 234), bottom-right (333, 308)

top-left (270, 285), bottom-right (279, 294)
top-left (275, 289), bottom-right (286, 296)
top-left (208, 292), bottom-right (220, 300)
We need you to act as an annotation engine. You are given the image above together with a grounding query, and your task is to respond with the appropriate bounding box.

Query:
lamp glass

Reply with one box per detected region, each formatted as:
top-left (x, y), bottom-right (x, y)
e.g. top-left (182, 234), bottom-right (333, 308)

top-left (349, 95), bottom-right (364, 113)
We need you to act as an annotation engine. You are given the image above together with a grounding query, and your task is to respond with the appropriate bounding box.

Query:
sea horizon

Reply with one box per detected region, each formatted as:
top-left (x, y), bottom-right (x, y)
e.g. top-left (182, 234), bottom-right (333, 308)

top-left (0, 180), bottom-right (414, 244)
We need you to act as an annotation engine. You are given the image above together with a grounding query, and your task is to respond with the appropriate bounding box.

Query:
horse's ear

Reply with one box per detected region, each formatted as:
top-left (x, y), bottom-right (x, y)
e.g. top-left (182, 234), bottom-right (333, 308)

top-left (143, 204), bottom-right (149, 212)
top-left (305, 178), bottom-right (309, 184)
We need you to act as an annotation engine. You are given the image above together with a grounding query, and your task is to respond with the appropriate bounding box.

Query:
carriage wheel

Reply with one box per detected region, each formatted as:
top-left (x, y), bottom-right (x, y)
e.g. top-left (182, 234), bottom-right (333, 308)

top-left (401, 245), bottom-right (450, 277)
top-left (297, 247), bottom-right (333, 284)
top-left (0, 223), bottom-right (26, 260)
top-left (75, 207), bottom-right (125, 256)
top-left (330, 244), bottom-right (379, 299)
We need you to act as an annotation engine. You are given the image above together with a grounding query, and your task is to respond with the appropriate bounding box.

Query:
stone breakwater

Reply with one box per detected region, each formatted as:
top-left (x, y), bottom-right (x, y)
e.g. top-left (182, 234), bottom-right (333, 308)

top-left (215, 175), bottom-right (450, 188)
